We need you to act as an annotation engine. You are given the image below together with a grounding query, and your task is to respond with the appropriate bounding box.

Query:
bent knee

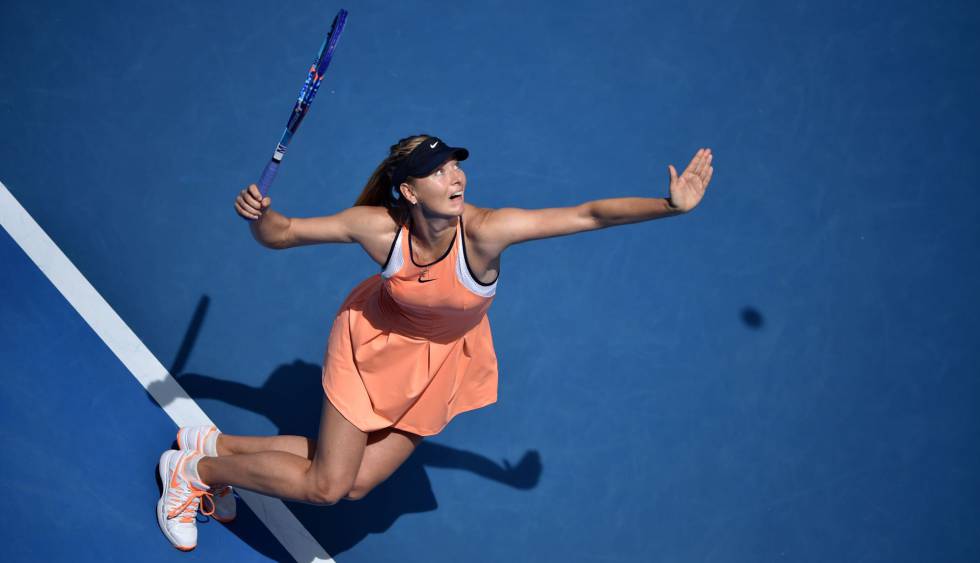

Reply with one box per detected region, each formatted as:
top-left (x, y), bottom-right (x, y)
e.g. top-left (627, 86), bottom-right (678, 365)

top-left (306, 475), bottom-right (355, 506)
top-left (306, 484), bottom-right (350, 506)
top-left (343, 483), bottom-right (373, 502)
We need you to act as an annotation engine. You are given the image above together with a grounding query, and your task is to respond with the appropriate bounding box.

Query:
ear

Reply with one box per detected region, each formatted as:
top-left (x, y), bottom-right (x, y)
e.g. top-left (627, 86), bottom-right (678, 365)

top-left (398, 181), bottom-right (417, 204)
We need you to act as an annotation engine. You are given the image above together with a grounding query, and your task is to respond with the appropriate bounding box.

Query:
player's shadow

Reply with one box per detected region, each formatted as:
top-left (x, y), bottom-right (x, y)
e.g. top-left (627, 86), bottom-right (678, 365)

top-left (176, 362), bottom-right (541, 559)
top-left (150, 295), bottom-right (541, 559)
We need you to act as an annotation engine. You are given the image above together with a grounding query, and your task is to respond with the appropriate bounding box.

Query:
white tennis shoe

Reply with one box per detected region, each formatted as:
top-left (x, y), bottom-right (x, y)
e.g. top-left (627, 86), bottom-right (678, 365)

top-left (157, 449), bottom-right (213, 551)
top-left (176, 425), bottom-right (237, 523)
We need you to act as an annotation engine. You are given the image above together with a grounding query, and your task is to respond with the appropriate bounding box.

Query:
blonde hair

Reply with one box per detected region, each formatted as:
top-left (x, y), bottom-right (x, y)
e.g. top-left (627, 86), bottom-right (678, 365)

top-left (353, 134), bottom-right (432, 226)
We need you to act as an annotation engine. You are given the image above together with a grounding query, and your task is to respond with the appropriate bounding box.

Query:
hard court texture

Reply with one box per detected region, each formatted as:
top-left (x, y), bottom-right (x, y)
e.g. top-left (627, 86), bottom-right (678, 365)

top-left (1, 1), bottom-right (978, 561)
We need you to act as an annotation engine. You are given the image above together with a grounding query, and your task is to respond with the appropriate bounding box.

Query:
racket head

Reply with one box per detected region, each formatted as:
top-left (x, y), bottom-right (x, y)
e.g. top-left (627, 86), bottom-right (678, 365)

top-left (306, 10), bottom-right (347, 105)
top-left (315, 9), bottom-right (347, 77)
top-left (288, 8), bottom-right (348, 133)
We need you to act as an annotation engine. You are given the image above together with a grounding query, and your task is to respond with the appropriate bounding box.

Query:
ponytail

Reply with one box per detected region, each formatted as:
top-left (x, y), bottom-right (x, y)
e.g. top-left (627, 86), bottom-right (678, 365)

top-left (353, 134), bottom-right (431, 226)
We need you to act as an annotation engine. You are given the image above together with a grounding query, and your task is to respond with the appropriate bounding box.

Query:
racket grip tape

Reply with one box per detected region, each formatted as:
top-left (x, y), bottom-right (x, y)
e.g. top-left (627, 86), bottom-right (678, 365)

top-left (257, 160), bottom-right (280, 198)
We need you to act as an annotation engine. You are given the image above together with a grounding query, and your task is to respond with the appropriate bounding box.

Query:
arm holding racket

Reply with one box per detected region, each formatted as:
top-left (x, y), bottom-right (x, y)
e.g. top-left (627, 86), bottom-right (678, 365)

top-left (234, 184), bottom-right (291, 248)
top-left (233, 186), bottom-right (388, 250)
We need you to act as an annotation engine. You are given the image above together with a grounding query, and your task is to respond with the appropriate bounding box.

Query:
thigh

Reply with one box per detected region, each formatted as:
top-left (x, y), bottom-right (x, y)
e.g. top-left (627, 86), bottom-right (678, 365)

top-left (310, 396), bottom-right (369, 489)
top-left (349, 428), bottom-right (423, 498)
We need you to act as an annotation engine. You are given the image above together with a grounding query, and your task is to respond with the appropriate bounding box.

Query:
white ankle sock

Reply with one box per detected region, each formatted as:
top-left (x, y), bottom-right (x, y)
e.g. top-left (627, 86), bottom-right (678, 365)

top-left (183, 452), bottom-right (208, 489)
top-left (203, 429), bottom-right (220, 457)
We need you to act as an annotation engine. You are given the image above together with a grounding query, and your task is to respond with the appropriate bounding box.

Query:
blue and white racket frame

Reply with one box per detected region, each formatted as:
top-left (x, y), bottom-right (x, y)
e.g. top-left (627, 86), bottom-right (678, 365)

top-left (257, 9), bottom-right (348, 197)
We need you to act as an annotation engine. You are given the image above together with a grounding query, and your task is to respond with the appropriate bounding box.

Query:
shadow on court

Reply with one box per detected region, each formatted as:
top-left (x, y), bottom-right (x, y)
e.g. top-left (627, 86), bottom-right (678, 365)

top-left (147, 296), bottom-right (542, 560)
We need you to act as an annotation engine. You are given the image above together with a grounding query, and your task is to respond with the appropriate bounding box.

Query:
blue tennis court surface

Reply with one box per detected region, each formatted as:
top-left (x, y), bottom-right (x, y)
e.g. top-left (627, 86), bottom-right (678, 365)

top-left (2, 1), bottom-right (980, 562)
top-left (0, 227), bottom-right (291, 562)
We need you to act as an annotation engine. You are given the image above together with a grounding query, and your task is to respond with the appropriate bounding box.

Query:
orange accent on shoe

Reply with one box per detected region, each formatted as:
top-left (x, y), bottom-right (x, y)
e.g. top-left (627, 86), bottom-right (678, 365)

top-left (199, 486), bottom-right (229, 514)
top-left (210, 486), bottom-right (235, 523)
top-left (168, 453), bottom-right (187, 490)
top-left (167, 487), bottom-right (215, 524)
top-left (177, 426), bottom-right (218, 455)
top-left (166, 454), bottom-right (215, 524)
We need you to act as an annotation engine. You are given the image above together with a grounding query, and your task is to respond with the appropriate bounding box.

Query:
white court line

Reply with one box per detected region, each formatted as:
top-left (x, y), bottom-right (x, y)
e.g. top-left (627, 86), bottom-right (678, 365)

top-left (0, 180), bottom-right (334, 563)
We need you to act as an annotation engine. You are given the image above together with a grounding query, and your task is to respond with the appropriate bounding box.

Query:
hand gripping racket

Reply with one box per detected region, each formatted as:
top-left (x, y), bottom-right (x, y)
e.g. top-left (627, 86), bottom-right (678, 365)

top-left (257, 9), bottom-right (348, 197)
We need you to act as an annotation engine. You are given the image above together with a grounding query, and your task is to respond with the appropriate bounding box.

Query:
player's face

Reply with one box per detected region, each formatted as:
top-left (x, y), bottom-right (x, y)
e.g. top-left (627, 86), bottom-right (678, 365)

top-left (406, 159), bottom-right (466, 216)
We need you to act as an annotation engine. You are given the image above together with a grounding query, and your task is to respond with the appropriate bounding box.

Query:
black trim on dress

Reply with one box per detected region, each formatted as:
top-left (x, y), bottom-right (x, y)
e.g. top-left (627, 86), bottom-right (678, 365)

top-left (380, 223), bottom-right (401, 271)
top-left (408, 218), bottom-right (456, 268)
top-left (460, 215), bottom-right (499, 286)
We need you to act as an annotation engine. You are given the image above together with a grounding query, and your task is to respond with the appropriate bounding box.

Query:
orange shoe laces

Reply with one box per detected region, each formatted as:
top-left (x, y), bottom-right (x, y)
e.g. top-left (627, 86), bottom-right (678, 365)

top-left (167, 487), bottom-right (215, 524)
top-left (201, 486), bottom-right (232, 514)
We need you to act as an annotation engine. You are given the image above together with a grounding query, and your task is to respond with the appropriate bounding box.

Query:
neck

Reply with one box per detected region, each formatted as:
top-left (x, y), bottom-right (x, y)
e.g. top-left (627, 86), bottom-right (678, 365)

top-left (409, 208), bottom-right (458, 248)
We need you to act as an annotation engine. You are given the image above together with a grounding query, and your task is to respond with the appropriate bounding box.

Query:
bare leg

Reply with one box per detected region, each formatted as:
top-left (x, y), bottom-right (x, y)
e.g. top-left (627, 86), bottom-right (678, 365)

top-left (216, 433), bottom-right (315, 459)
top-left (345, 428), bottom-right (423, 500)
top-left (211, 418), bottom-right (423, 501)
top-left (197, 397), bottom-right (367, 505)
top-left (215, 425), bottom-right (420, 459)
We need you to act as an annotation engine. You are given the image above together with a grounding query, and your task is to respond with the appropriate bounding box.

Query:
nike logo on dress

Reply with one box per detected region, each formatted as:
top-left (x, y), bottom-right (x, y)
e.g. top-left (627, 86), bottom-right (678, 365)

top-left (418, 277), bottom-right (437, 283)
top-left (430, 141), bottom-right (438, 148)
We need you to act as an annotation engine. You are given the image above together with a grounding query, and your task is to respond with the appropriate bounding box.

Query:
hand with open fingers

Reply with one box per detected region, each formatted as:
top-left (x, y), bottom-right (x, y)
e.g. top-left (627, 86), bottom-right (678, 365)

top-left (234, 184), bottom-right (272, 221)
top-left (667, 148), bottom-right (714, 213)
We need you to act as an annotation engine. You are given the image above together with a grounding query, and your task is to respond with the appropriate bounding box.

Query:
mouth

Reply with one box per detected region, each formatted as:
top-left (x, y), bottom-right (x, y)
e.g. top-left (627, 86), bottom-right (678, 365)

top-left (449, 191), bottom-right (464, 201)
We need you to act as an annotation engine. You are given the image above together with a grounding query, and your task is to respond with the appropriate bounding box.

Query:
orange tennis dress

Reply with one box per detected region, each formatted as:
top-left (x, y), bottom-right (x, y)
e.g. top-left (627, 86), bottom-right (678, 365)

top-left (320, 215), bottom-right (499, 436)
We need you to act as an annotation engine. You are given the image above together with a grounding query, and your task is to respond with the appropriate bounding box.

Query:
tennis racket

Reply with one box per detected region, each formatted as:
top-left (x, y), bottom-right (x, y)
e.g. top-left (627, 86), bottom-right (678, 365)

top-left (257, 9), bottom-right (348, 197)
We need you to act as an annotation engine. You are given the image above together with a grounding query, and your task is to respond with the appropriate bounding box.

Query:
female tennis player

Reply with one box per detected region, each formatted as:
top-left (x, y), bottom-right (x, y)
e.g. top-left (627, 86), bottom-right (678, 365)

top-left (156, 134), bottom-right (713, 550)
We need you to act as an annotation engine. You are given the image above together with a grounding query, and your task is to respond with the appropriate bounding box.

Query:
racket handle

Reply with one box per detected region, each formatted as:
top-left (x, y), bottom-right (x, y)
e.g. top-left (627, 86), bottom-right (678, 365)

top-left (257, 159), bottom-right (280, 197)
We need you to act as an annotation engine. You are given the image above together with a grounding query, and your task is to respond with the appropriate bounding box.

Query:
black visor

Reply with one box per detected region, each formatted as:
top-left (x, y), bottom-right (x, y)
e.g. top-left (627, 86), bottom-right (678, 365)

top-left (390, 137), bottom-right (469, 188)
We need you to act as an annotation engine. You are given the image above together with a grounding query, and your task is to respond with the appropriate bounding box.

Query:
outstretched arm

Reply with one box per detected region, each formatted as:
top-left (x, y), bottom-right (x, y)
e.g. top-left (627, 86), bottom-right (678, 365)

top-left (582, 147), bottom-right (714, 226)
top-left (234, 183), bottom-right (388, 250)
top-left (471, 148), bottom-right (713, 251)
